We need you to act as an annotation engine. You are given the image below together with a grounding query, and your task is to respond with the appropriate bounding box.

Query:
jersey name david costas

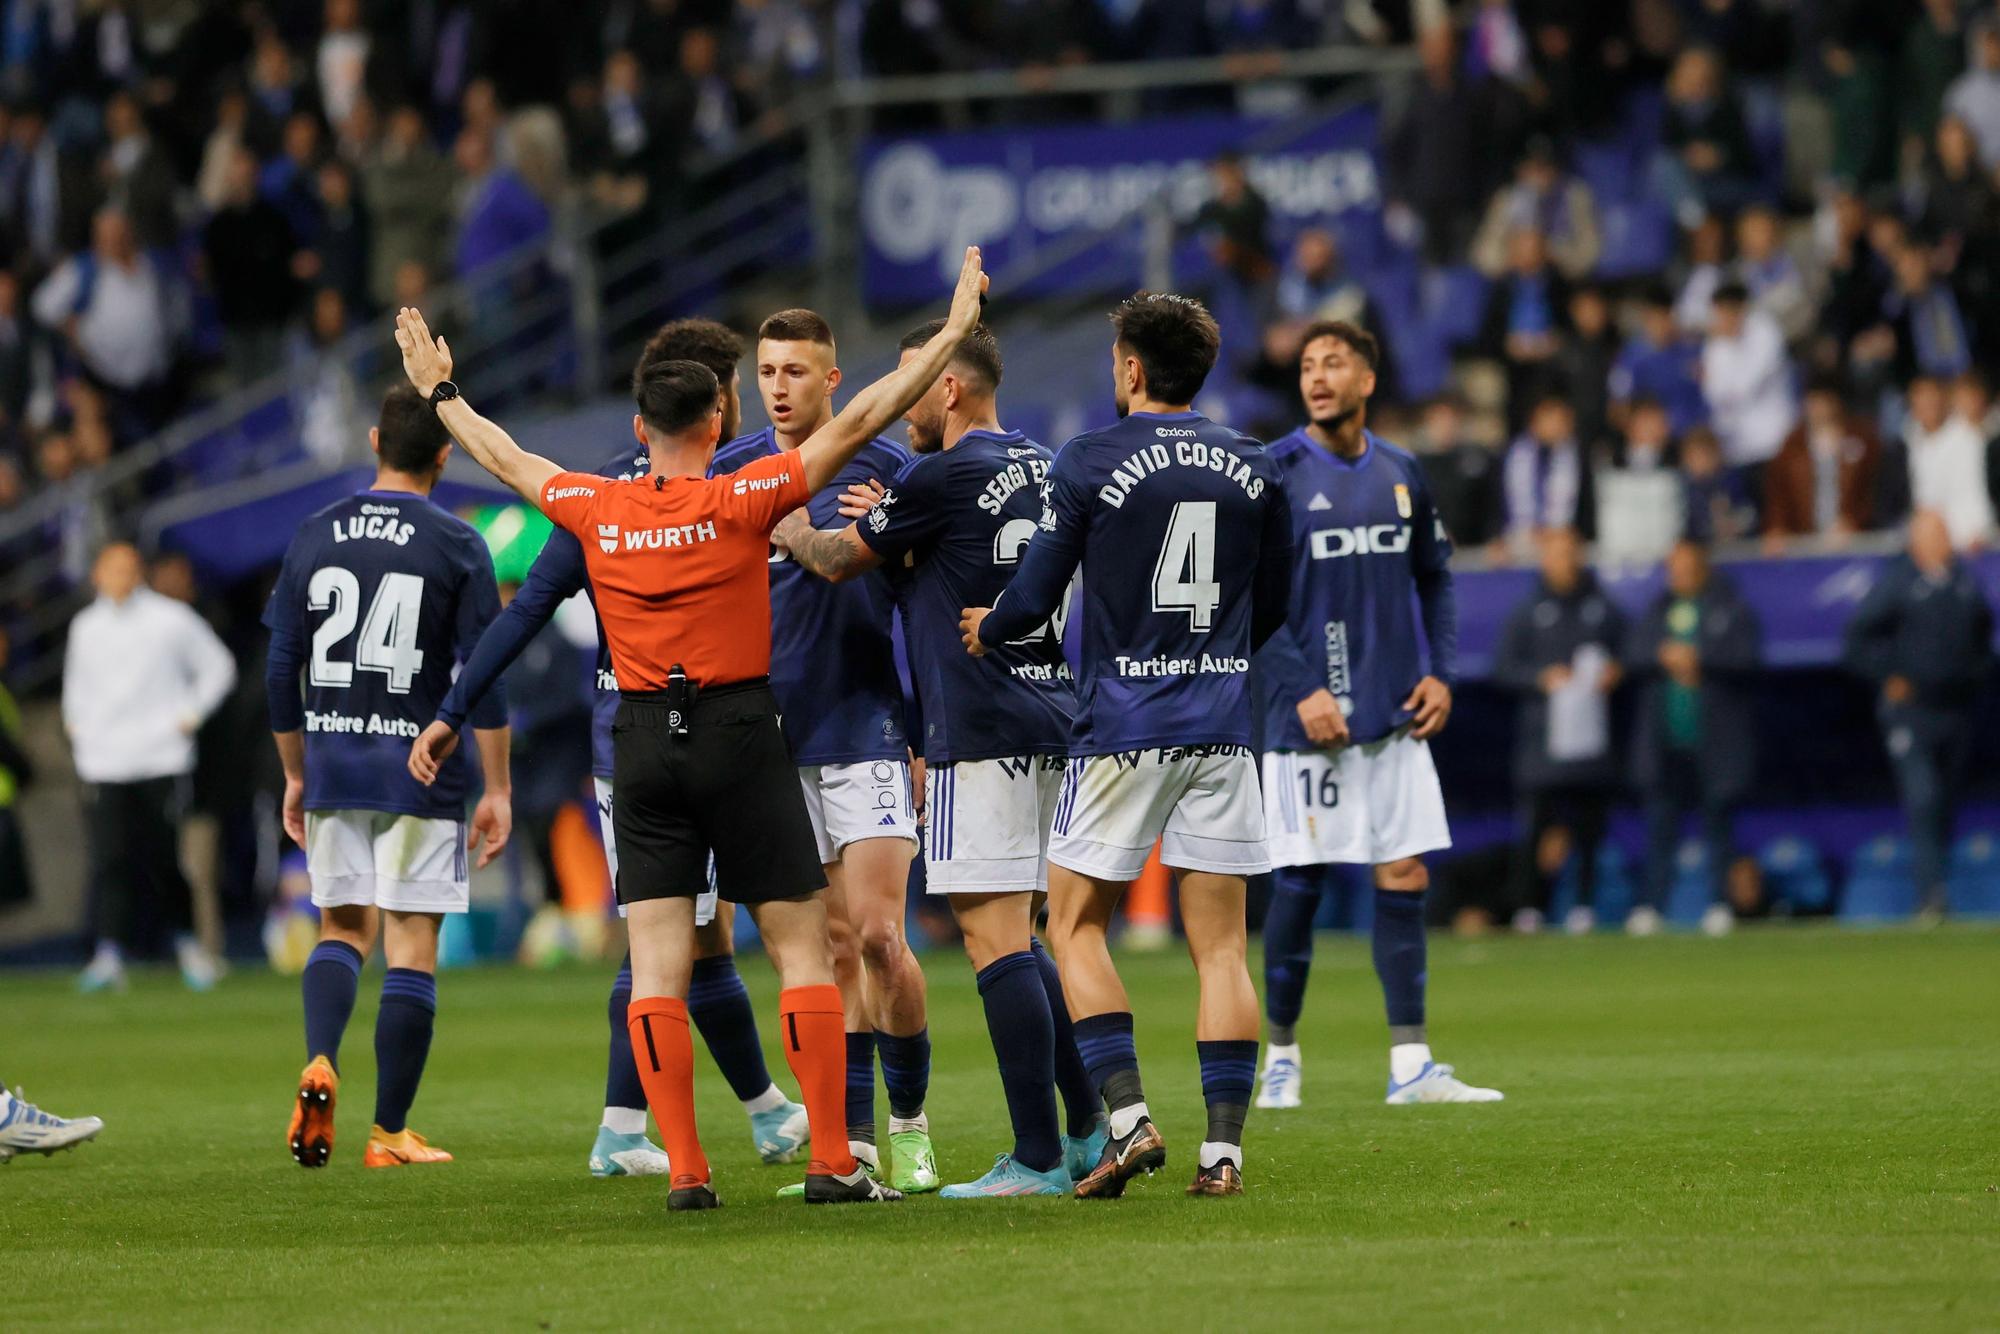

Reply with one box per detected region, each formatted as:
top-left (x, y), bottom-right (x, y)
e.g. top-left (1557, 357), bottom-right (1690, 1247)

top-left (266, 489), bottom-right (503, 817)
top-left (857, 429), bottom-right (1074, 764)
top-left (708, 426), bottom-right (911, 765)
top-left (984, 411), bottom-right (1290, 755)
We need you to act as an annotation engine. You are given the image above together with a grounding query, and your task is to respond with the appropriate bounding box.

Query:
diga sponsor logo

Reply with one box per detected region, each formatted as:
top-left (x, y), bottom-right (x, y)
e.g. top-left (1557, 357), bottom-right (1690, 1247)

top-left (1309, 524), bottom-right (1410, 559)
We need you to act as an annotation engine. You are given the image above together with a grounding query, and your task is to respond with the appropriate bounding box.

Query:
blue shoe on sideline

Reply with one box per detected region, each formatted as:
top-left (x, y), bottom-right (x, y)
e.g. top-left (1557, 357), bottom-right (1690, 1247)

top-left (589, 1126), bottom-right (671, 1177)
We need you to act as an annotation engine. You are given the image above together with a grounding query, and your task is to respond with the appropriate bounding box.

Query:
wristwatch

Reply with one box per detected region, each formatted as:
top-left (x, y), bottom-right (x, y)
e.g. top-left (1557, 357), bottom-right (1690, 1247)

top-left (428, 380), bottom-right (461, 406)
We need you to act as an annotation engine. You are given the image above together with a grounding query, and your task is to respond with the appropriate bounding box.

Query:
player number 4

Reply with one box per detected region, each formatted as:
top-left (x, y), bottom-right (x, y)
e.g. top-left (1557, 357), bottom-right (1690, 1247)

top-left (308, 567), bottom-right (427, 694)
top-left (1151, 501), bottom-right (1221, 632)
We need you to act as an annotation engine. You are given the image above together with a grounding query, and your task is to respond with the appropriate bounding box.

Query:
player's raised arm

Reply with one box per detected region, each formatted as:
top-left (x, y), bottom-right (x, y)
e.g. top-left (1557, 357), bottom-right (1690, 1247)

top-left (796, 246), bottom-right (987, 493)
top-left (394, 307), bottom-right (563, 503)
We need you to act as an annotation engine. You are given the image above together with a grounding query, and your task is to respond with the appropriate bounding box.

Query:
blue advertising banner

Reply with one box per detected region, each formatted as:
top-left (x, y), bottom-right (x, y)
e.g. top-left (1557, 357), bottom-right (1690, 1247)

top-left (857, 106), bottom-right (1383, 307)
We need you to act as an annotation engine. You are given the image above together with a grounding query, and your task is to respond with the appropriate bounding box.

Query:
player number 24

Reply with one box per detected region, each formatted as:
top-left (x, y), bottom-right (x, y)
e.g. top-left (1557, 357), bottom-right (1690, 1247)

top-left (307, 567), bottom-right (426, 694)
top-left (1151, 501), bottom-right (1221, 632)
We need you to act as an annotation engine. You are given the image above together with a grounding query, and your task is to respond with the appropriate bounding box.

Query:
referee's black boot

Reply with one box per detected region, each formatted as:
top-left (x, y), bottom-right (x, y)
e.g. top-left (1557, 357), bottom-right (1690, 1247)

top-left (803, 1164), bottom-right (905, 1204)
top-left (667, 1181), bottom-right (721, 1212)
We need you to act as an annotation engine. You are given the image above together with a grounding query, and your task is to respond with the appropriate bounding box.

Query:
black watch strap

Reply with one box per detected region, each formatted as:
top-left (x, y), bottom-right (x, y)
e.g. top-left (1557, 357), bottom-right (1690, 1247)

top-left (429, 380), bottom-right (461, 405)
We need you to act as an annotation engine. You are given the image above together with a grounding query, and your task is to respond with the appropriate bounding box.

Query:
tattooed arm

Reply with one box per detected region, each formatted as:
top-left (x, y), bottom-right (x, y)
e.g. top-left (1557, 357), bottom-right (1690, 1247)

top-left (771, 510), bottom-right (885, 584)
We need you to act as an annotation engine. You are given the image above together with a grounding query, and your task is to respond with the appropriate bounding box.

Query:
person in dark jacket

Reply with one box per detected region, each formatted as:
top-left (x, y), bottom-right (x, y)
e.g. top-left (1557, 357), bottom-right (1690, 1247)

top-left (1493, 527), bottom-right (1626, 934)
top-left (1627, 539), bottom-right (1764, 937)
top-left (0, 627), bottom-right (33, 909)
top-left (1843, 510), bottom-right (1996, 918)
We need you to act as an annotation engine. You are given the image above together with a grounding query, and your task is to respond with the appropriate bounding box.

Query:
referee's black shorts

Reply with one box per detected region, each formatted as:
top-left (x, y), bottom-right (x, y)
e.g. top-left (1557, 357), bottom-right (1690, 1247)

top-left (610, 678), bottom-right (826, 907)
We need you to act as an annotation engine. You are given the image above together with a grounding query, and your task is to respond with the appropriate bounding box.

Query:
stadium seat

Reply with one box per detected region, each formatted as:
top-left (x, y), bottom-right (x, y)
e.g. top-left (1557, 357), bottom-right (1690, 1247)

top-left (1758, 835), bottom-right (1832, 915)
top-left (1839, 836), bottom-right (1916, 923)
top-left (1665, 839), bottom-right (1715, 926)
top-left (1946, 833), bottom-right (2000, 917)
top-left (1549, 841), bottom-right (1634, 926)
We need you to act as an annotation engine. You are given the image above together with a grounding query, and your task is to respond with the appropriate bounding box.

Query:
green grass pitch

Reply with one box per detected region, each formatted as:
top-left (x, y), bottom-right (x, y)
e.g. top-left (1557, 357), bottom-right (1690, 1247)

top-left (4, 926), bottom-right (1995, 1331)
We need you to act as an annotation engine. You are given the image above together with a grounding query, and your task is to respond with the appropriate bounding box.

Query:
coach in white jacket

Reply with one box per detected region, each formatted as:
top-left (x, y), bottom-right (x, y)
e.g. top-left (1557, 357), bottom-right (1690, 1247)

top-left (62, 542), bottom-right (236, 992)
top-left (1701, 282), bottom-right (1797, 475)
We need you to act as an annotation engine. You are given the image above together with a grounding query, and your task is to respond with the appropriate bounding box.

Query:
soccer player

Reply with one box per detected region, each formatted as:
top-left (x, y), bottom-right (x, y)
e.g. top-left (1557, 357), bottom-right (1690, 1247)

top-left (709, 310), bottom-right (938, 1194)
top-left (412, 319), bottom-right (810, 1180)
top-left (265, 386), bottom-right (515, 1169)
top-left (0, 1085), bottom-right (102, 1161)
top-left (1252, 320), bottom-right (1503, 1108)
top-left (962, 292), bottom-right (1293, 1198)
top-left (772, 319), bottom-right (1107, 1198)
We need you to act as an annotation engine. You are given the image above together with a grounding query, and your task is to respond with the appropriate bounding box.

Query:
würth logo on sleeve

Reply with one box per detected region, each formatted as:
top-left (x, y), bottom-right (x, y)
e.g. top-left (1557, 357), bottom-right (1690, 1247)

top-left (597, 524), bottom-right (620, 553)
top-left (546, 484), bottom-right (597, 501)
top-left (731, 470), bottom-right (791, 496)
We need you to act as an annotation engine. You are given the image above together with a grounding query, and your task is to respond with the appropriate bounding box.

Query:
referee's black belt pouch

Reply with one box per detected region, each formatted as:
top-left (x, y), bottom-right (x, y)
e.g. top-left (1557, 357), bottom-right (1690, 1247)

top-left (620, 677), bottom-right (775, 730)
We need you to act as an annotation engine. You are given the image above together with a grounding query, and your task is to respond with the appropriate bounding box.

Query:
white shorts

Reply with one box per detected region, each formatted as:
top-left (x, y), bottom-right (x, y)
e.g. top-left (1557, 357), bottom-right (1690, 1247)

top-left (1049, 746), bottom-right (1270, 882)
top-left (307, 809), bottom-right (468, 914)
top-left (924, 755), bottom-right (1065, 894)
top-left (595, 778), bottom-right (717, 927)
top-left (799, 760), bottom-right (918, 865)
top-left (1262, 733), bottom-right (1453, 869)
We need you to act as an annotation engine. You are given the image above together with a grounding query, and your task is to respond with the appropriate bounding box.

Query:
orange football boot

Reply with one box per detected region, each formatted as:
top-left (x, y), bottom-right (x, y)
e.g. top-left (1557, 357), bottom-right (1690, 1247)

top-left (289, 1056), bottom-right (338, 1168)
top-left (364, 1126), bottom-right (454, 1167)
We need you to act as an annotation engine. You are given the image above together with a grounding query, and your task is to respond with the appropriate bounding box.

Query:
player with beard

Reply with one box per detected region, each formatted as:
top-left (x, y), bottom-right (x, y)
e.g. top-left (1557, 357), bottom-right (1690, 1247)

top-left (412, 320), bottom-right (810, 1178)
top-left (708, 311), bottom-right (938, 1195)
top-left (1252, 320), bottom-right (1503, 1108)
top-left (772, 320), bottom-right (1108, 1198)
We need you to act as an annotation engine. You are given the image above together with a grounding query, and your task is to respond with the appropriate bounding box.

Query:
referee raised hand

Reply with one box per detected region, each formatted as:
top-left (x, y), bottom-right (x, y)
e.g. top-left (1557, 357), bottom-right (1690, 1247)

top-left (396, 247), bottom-right (988, 1210)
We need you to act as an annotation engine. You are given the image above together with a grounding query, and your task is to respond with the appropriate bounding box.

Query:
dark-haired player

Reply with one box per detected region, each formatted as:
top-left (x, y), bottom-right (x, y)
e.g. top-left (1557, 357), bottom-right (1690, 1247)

top-left (774, 320), bottom-right (1106, 1197)
top-left (962, 292), bottom-right (1293, 1198)
top-left (411, 319), bottom-right (810, 1178)
top-left (710, 310), bottom-right (938, 1195)
top-left (1253, 320), bottom-right (1502, 1108)
top-left (266, 385), bottom-right (514, 1169)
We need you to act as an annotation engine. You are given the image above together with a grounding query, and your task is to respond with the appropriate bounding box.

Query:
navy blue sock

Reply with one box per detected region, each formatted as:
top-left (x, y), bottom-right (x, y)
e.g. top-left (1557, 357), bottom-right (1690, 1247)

top-left (1029, 936), bottom-right (1101, 1135)
top-left (1263, 865), bottom-right (1323, 1045)
top-left (1372, 889), bottom-right (1428, 1042)
top-left (687, 955), bottom-right (774, 1103)
top-left (845, 1031), bottom-right (877, 1144)
top-left (301, 940), bottom-right (363, 1071)
top-left (875, 1026), bottom-right (930, 1120)
top-left (1196, 1039), bottom-right (1258, 1153)
top-left (975, 951), bottom-right (1061, 1173)
top-left (373, 968), bottom-right (437, 1134)
top-left (1071, 1011), bottom-right (1145, 1120)
top-left (603, 954), bottom-right (645, 1112)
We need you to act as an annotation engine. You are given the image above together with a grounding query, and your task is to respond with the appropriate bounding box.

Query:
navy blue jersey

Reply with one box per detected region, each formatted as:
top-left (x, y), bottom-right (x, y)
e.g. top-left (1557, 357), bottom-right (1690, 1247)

top-left (436, 443), bottom-right (648, 778)
top-left (1255, 428), bottom-right (1458, 749)
top-left (978, 411), bottom-right (1292, 755)
top-left (856, 429), bottom-right (1074, 764)
top-left (710, 426), bottom-right (910, 765)
top-left (265, 488), bottom-right (506, 818)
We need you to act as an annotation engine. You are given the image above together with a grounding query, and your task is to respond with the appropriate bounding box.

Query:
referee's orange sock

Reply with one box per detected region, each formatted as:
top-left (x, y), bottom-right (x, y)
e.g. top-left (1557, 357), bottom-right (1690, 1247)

top-left (626, 996), bottom-right (709, 1190)
top-left (779, 984), bottom-right (858, 1177)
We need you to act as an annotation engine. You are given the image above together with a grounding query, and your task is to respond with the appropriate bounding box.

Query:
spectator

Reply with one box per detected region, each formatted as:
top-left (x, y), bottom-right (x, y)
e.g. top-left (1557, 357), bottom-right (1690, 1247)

top-left (1957, 372), bottom-right (2000, 523)
top-left (1943, 21), bottom-right (2000, 171)
top-left (1763, 378), bottom-right (1882, 548)
top-left (98, 91), bottom-right (178, 252)
top-left (202, 146), bottom-right (300, 387)
top-left (1733, 205), bottom-right (1810, 345)
top-left (61, 542), bottom-right (236, 993)
top-left (195, 88), bottom-right (253, 215)
top-left (1477, 225), bottom-right (1570, 430)
top-left (1654, 46), bottom-right (1759, 226)
top-left (1414, 394), bottom-right (1504, 550)
top-left (1882, 375), bottom-right (1995, 551)
top-left (1271, 229), bottom-right (1391, 396)
top-left (316, 0), bottom-right (373, 130)
top-left (1916, 119), bottom-right (1997, 331)
top-left (1493, 526), bottom-right (1626, 936)
top-left (291, 287), bottom-right (365, 469)
top-left (1628, 538), bottom-right (1763, 938)
top-left (0, 269), bottom-right (32, 435)
top-left (1679, 425), bottom-right (1749, 543)
top-left (1820, 191), bottom-right (1898, 357)
top-left (362, 106), bottom-right (451, 311)
top-left (1843, 510), bottom-right (1995, 920)
top-left (246, 26), bottom-right (302, 146)
top-left (1822, 1), bottom-right (1904, 191)
top-left (1555, 284), bottom-right (1617, 452)
top-left (299, 159), bottom-right (370, 317)
top-left (1385, 22), bottom-right (1482, 264)
top-left (1503, 394), bottom-right (1595, 550)
top-left (1673, 215), bottom-right (1728, 334)
top-left (0, 102), bottom-right (76, 269)
top-left (260, 111), bottom-right (326, 241)
top-left (670, 26), bottom-right (747, 164)
top-left (1901, 0), bottom-right (1969, 152)
top-left (30, 207), bottom-right (184, 440)
top-left (1195, 153), bottom-right (1276, 306)
top-left (1609, 396), bottom-right (1679, 473)
top-left (571, 49), bottom-right (671, 223)
top-left (452, 125), bottom-right (551, 280)
top-left (1610, 284), bottom-right (1706, 438)
top-left (1700, 281), bottom-right (1795, 482)
top-left (0, 626), bottom-right (30, 911)
top-left (1471, 136), bottom-right (1601, 282)
top-left (1882, 241), bottom-right (1973, 384)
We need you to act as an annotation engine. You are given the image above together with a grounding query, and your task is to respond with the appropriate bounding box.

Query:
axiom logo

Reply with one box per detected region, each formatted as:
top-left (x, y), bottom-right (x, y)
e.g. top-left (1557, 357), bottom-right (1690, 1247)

top-left (732, 471), bottom-right (791, 495)
top-left (546, 485), bottom-right (596, 501)
top-left (1309, 524), bottom-right (1410, 559)
top-left (1153, 426), bottom-right (1196, 439)
top-left (597, 524), bottom-right (619, 554)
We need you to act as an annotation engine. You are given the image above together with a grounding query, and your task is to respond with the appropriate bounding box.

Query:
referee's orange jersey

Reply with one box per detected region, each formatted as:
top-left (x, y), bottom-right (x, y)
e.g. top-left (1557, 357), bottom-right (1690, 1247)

top-left (536, 449), bottom-right (809, 690)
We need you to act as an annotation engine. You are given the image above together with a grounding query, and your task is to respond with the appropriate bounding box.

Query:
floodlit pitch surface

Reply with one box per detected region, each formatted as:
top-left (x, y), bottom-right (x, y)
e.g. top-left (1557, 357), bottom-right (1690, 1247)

top-left (4, 926), bottom-right (1994, 1331)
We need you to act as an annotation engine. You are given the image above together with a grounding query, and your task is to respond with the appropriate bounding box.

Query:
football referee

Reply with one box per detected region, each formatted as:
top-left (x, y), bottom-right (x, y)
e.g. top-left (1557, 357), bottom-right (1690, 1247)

top-left (394, 247), bottom-right (988, 1211)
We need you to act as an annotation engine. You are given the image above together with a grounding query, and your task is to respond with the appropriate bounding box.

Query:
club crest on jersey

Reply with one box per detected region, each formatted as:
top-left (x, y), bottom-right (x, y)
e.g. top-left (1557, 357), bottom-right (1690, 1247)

top-left (597, 524), bottom-right (620, 554)
top-left (1394, 483), bottom-right (1412, 519)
